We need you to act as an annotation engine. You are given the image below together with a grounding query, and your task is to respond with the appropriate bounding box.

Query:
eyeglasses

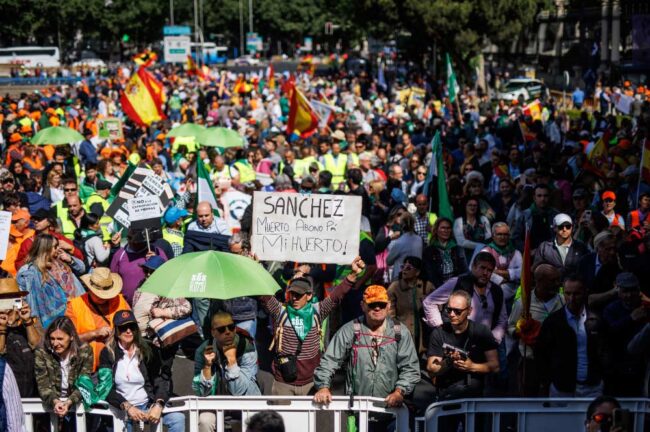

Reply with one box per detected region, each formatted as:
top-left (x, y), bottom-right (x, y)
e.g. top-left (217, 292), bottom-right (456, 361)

top-left (479, 294), bottom-right (488, 309)
top-left (557, 223), bottom-right (572, 231)
top-left (64, 188), bottom-right (77, 192)
top-left (603, 198), bottom-right (614, 203)
top-left (445, 305), bottom-right (469, 316)
top-left (367, 302), bottom-right (388, 310)
top-left (417, 171), bottom-right (426, 175)
top-left (2, 179), bottom-right (14, 184)
top-left (590, 412), bottom-right (612, 424)
top-left (213, 324), bottom-right (236, 334)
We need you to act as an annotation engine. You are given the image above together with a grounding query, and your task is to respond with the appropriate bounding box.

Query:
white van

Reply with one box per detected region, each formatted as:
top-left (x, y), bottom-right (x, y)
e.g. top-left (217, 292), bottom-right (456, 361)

top-left (0, 46), bottom-right (61, 68)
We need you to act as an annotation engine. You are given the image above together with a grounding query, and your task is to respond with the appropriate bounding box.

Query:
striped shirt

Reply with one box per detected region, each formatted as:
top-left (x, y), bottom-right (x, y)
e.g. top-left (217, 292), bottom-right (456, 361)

top-left (261, 278), bottom-right (354, 385)
top-left (3, 363), bottom-right (25, 432)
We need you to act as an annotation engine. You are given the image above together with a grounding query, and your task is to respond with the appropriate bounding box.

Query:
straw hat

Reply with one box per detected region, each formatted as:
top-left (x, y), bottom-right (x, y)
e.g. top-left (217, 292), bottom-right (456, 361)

top-left (80, 267), bottom-right (123, 300)
top-left (0, 278), bottom-right (27, 299)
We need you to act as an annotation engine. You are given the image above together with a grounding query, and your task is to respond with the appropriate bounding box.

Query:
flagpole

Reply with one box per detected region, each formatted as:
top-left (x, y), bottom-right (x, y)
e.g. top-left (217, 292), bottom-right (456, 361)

top-left (637, 137), bottom-right (646, 206)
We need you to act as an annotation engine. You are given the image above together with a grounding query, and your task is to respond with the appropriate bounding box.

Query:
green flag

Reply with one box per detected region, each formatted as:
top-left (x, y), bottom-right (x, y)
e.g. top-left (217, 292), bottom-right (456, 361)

top-left (446, 53), bottom-right (460, 103)
top-left (432, 131), bottom-right (453, 220)
top-left (108, 161), bottom-right (136, 202)
top-left (196, 161), bottom-right (220, 217)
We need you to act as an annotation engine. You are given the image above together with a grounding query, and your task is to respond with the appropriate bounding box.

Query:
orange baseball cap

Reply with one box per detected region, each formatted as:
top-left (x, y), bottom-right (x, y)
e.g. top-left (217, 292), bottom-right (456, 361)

top-left (11, 209), bottom-right (30, 222)
top-left (9, 133), bottom-right (22, 143)
top-left (20, 124), bottom-right (32, 133)
top-left (363, 285), bottom-right (389, 304)
top-left (602, 191), bottom-right (616, 201)
top-left (17, 109), bottom-right (28, 117)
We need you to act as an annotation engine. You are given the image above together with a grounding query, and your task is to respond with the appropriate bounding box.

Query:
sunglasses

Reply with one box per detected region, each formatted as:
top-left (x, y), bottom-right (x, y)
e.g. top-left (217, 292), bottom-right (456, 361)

top-left (445, 305), bottom-right (469, 316)
top-left (603, 198), bottom-right (614, 203)
top-left (213, 323), bottom-right (236, 334)
top-left (591, 412), bottom-right (612, 424)
top-left (2, 179), bottom-right (14, 184)
top-left (367, 302), bottom-right (388, 310)
top-left (417, 171), bottom-right (426, 175)
top-left (117, 323), bottom-right (137, 333)
top-left (64, 188), bottom-right (77, 192)
top-left (557, 223), bottom-right (572, 231)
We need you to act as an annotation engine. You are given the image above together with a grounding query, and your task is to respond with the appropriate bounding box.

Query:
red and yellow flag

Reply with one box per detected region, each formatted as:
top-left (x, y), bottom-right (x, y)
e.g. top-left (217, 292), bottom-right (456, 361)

top-left (120, 67), bottom-right (166, 126)
top-left (185, 55), bottom-right (205, 81)
top-left (133, 50), bottom-right (157, 67)
top-left (267, 65), bottom-right (275, 90)
top-left (286, 84), bottom-right (318, 138)
top-left (233, 76), bottom-right (252, 94)
top-left (523, 100), bottom-right (542, 121)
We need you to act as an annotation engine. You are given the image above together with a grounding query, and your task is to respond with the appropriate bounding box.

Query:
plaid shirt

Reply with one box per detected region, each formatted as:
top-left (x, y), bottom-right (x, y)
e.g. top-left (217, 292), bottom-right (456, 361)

top-left (414, 212), bottom-right (430, 243)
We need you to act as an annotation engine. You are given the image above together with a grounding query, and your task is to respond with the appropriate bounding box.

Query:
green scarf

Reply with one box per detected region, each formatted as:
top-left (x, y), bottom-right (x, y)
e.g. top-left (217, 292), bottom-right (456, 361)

top-left (486, 241), bottom-right (515, 256)
top-left (285, 298), bottom-right (317, 341)
top-left (432, 238), bottom-right (457, 251)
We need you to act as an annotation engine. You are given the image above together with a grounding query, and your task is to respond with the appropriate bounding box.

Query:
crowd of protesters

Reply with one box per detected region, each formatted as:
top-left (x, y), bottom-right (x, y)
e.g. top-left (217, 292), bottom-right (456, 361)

top-left (0, 60), bottom-right (648, 432)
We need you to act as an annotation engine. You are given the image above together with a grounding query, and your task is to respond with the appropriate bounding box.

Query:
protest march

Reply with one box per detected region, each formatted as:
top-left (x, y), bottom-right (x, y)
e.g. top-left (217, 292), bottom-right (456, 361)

top-left (0, 48), bottom-right (649, 432)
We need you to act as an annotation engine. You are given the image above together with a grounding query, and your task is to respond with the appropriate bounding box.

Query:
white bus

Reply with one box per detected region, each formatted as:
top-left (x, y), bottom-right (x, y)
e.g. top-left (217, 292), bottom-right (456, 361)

top-left (0, 46), bottom-right (61, 68)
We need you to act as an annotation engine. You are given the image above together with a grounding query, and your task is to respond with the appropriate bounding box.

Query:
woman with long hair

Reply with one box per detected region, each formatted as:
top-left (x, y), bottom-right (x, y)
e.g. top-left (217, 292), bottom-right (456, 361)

top-left (74, 213), bottom-right (111, 268)
top-left (16, 234), bottom-right (85, 328)
top-left (387, 256), bottom-right (434, 353)
top-left (34, 316), bottom-right (93, 430)
top-left (453, 196), bottom-right (492, 262)
top-left (42, 170), bottom-right (64, 204)
top-left (100, 310), bottom-right (185, 432)
top-left (97, 159), bottom-right (118, 185)
top-left (422, 217), bottom-right (468, 287)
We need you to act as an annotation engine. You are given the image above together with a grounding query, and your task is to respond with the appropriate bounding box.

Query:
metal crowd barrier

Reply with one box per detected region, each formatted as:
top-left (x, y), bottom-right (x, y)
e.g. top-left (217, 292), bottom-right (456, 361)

top-left (22, 395), bottom-right (410, 432)
top-left (424, 398), bottom-right (650, 432)
top-left (0, 77), bottom-right (100, 86)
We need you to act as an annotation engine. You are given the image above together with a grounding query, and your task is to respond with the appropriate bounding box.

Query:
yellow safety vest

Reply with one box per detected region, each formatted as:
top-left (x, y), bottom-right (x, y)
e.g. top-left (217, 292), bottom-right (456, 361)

top-left (323, 153), bottom-right (348, 187)
top-left (59, 214), bottom-right (78, 240)
top-left (163, 228), bottom-right (184, 248)
top-left (347, 152), bottom-right (360, 168)
top-left (233, 160), bottom-right (256, 183)
top-left (279, 159), bottom-right (306, 178)
top-left (84, 194), bottom-right (113, 241)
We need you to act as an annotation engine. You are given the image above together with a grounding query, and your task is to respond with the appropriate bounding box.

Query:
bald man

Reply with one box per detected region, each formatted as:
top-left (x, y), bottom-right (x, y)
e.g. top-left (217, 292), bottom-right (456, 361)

top-left (414, 194), bottom-right (437, 242)
top-left (507, 264), bottom-right (565, 395)
top-left (187, 201), bottom-right (229, 234)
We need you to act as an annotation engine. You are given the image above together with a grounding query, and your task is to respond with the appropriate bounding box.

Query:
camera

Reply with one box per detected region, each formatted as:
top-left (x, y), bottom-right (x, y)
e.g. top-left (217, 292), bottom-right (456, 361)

top-left (442, 343), bottom-right (468, 361)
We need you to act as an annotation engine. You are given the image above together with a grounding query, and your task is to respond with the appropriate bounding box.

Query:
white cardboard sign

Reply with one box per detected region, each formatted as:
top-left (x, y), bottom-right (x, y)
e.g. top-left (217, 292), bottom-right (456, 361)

top-left (0, 211), bottom-right (11, 260)
top-left (251, 192), bottom-right (361, 264)
top-left (128, 196), bottom-right (163, 222)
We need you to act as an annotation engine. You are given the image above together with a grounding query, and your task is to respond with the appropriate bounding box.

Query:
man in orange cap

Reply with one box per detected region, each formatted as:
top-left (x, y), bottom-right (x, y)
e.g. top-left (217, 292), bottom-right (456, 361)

top-left (0, 210), bottom-right (35, 276)
top-left (601, 190), bottom-right (625, 230)
top-left (314, 283), bottom-right (420, 413)
top-left (5, 133), bottom-right (24, 166)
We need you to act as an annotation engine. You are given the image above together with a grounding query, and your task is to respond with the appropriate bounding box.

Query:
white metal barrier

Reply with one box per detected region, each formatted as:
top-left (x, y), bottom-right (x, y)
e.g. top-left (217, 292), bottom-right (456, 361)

top-left (424, 398), bottom-right (650, 432)
top-left (22, 396), bottom-right (410, 432)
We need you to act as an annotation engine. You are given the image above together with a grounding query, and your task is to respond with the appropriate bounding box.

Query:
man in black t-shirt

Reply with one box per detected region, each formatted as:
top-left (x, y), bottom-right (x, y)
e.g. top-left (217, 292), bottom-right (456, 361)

top-left (426, 290), bottom-right (499, 400)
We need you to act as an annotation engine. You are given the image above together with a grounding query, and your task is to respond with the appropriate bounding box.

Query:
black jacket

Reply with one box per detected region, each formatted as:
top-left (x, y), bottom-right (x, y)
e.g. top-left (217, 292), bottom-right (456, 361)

top-left (535, 307), bottom-right (605, 393)
top-left (422, 244), bottom-right (468, 287)
top-left (533, 239), bottom-right (589, 277)
top-left (182, 230), bottom-right (230, 253)
top-left (100, 341), bottom-right (172, 408)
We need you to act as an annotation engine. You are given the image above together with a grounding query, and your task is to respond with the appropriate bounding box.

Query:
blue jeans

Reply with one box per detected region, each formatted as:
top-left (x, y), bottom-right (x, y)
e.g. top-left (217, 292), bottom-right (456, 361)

top-left (236, 319), bottom-right (257, 338)
top-left (125, 403), bottom-right (185, 432)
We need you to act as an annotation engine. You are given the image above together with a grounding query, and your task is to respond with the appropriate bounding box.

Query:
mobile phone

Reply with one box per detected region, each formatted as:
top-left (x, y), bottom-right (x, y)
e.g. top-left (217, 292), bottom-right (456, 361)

top-left (612, 408), bottom-right (631, 431)
top-left (0, 298), bottom-right (22, 310)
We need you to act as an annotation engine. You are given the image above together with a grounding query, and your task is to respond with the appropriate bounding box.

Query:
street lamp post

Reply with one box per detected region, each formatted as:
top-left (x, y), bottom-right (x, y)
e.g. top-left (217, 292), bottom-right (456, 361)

top-left (249, 0), bottom-right (253, 34)
top-left (239, 0), bottom-right (244, 56)
top-left (170, 0), bottom-right (174, 25)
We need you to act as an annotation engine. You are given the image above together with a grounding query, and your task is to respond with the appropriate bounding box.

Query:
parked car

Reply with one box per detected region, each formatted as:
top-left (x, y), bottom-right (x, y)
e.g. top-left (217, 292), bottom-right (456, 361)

top-left (497, 78), bottom-right (549, 102)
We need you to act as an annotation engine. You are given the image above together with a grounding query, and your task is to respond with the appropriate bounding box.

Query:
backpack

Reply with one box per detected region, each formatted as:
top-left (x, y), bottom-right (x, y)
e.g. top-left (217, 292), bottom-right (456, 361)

top-left (348, 316), bottom-right (402, 368)
top-left (452, 273), bottom-right (503, 330)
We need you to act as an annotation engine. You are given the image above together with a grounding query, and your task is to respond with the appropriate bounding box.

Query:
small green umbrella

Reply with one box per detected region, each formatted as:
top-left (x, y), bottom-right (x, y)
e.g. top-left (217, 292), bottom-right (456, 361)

top-left (31, 126), bottom-right (85, 145)
top-left (139, 251), bottom-right (280, 299)
top-left (167, 123), bottom-right (207, 138)
top-left (198, 127), bottom-right (245, 148)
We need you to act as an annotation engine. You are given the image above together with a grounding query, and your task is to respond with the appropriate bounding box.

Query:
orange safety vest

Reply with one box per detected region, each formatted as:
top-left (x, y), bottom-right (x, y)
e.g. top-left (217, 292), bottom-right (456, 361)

top-left (628, 210), bottom-right (648, 230)
top-left (65, 294), bottom-right (131, 371)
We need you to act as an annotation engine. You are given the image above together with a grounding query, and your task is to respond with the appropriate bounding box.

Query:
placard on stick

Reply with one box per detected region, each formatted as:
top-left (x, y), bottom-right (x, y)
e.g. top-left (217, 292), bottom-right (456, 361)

top-left (250, 192), bottom-right (361, 264)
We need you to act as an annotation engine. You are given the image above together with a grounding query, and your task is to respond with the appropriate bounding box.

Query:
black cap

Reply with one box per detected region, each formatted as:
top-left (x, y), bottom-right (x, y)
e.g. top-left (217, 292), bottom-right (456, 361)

top-left (31, 208), bottom-right (51, 221)
top-left (113, 309), bottom-right (137, 327)
top-left (287, 277), bottom-right (313, 295)
top-left (96, 180), bottom-right (112, 190)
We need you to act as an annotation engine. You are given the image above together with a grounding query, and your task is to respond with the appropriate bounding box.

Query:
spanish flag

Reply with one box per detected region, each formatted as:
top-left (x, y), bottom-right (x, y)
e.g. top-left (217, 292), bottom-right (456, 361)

top-left (186, 55), bottom-right (205, 81)
top-left (286, 84), bottom-right (318, 138)
top-left (133, 50), bottom-right (157, 67)
top-left (233, 76), bottom-right (252, 94)
top-left (523, 99), bottom-right (542, 121)
top-left (266, 65), bottom-right (275, 90)
top-left (120, 67), bottom-right (165, 126)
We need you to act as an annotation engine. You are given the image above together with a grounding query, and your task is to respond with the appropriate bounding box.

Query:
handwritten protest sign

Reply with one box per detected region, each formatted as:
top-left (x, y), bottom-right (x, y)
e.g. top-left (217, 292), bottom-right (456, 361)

top-left (0, 211), bottom-right (11, 260)
top-left (106, 168), bottom-right (173, 228)
top-left (251, 192), bottom-right (361, 264)
top-left (128, 196), bottom-right (163, 221)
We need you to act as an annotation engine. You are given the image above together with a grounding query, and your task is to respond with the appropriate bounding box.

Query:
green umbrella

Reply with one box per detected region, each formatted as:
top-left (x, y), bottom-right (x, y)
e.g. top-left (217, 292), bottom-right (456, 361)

top-left (139, 251), bottom-right (280, 299)
top-left (198, 127), bottom-right (245, 148)
top-left (31, 126), bottom-right (85, 145)
top-left (167, 123), bottom-right (207, 138)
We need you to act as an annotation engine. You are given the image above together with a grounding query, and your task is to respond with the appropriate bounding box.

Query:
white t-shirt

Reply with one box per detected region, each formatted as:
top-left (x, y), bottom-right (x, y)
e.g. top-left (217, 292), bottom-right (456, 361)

top-left (115, 344), bottom-right (149, 406)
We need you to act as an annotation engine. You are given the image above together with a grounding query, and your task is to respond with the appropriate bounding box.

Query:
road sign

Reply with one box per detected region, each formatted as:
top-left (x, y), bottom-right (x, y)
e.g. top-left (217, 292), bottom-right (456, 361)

top-left (246, 32), bottom-right (263, 53)
top-left (164, 36), bottom-right (191, 63)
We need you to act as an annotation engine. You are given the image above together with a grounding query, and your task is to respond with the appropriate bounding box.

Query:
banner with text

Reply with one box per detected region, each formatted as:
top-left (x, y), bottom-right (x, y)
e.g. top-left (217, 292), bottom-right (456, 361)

top-left (251, 192), bottom-right (361, 264)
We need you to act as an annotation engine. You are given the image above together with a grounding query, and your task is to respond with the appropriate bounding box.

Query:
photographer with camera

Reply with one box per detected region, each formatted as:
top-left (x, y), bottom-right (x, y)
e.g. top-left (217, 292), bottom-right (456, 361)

top-left (426, 290), bottom-right (499, 401)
